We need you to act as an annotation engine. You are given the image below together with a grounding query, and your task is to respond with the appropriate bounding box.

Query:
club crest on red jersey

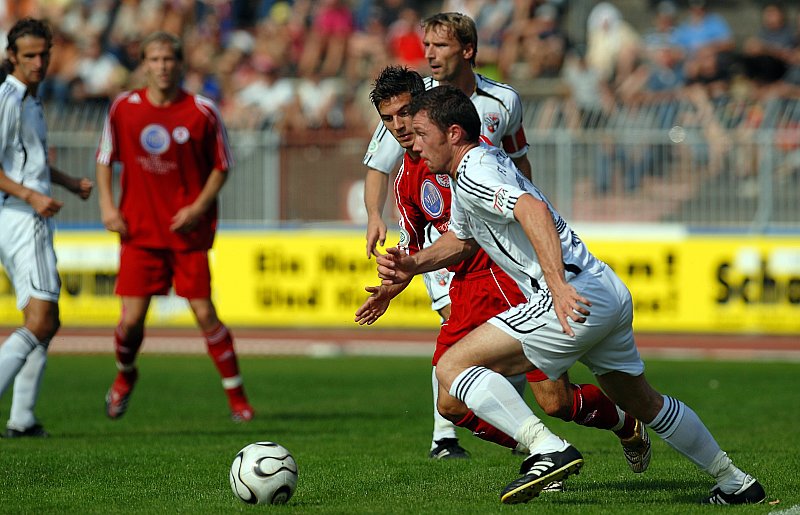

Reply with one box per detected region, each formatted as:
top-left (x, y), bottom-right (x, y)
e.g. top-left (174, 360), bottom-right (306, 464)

top-left (140, 124), bottom-right (170, 155)
top-left (420, 179), bottom-right (444, 218)
top-left (172, 126), bottom-right (190, 144)
top-left (484, 112), bottom-right (501, 134)
top-left (435, 174), bottom-right (450, 188)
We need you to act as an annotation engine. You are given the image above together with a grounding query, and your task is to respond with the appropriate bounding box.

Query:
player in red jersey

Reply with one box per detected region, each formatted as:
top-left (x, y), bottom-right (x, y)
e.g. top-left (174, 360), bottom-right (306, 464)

top-left (356, 67), bottom-right (650, 475)
top-left (95, 31), bottom-right (253, 422)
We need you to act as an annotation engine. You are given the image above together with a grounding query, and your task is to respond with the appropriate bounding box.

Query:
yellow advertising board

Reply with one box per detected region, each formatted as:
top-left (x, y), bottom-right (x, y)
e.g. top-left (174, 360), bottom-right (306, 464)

top-left (0, 230), bottom-right (798, 334)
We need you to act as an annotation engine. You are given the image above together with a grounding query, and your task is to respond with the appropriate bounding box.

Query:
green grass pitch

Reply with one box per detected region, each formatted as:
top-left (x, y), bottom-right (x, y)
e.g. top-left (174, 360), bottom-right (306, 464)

top-left (0, 354), bottom-right (797, 514)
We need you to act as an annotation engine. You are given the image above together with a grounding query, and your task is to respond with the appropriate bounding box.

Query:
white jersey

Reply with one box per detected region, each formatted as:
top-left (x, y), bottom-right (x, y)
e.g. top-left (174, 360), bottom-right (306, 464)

top-left (449, 145), bottom-right (597, 300)
top-left (0, 75), bottom-right (51, 210)
top-left (363, 74), bottom-right (529, 174)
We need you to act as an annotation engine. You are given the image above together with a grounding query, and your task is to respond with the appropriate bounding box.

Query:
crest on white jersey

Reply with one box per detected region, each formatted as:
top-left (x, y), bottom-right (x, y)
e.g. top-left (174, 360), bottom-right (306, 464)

top-left (484, 112), bottom-right (501, 134)
top-left (420, 179), bottom-right (445, 218)
top-left (367, 138), bottom-right (379, 155)
top-left (399, 228), bottom-right (410, 248)
top-left (140, 124), bottom-right (170, 155)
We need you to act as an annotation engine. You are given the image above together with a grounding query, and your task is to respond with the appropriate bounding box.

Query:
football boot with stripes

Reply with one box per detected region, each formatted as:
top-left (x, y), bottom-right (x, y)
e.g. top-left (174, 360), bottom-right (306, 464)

top-left (429, 438), bottom-right (470, 460)
top-left (105, 368), bottom-right (138, 420)
top-left (500, 444), bottom-right (583, 504)
top-left (620, 419), bottom-right (651, 473)
top-left (702, 475), bottom-right (766, 505)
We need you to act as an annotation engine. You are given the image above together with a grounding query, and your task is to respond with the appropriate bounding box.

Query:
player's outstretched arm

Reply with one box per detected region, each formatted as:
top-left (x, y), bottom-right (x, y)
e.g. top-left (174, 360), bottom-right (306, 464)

top-left (51, 167), bottom-right (93, 200)
top-left (354, 281), bottom-right (409, 326)
top-left (513, 194), bottom-right (591, 336)
top-left (364, 168), bottom-right (389, 258)
top-left (377, 232), bottom-right (478, 285)
top-left (96, 162), bottom-right (127, 237)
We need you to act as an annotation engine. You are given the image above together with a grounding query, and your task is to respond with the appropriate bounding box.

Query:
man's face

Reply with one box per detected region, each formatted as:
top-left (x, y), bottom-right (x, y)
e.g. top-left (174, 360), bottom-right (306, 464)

top-left (423, 26), bottom-right (472, 83)
top-left (378, 92), bottom-right (415, 150)
top-left (412, 109), bottom-right (452, 174)
top-left (8, 35), bottom-right (50, 87)
top-left (142, 41), bottom-right (181, 92)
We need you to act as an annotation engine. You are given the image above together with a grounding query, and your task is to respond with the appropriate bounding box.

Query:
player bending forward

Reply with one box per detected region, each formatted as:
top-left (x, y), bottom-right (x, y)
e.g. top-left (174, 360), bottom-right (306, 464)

top-left (95, 31), bottom-right (253, 422)
top-left (377, 85), bottom-right (766, 505)
top-left (356, 66), bottom-right (651, 485)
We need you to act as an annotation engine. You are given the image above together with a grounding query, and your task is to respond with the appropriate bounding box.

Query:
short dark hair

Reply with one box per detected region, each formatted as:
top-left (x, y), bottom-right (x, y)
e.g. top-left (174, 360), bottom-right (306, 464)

top-left (140, 31), bottom-right (183, 61)
top-left (421, 12), bottom-right (478, 67)
top-left (3, 18), bottom-right (53, 74)
top-left (409, 85), bottom-right (481, 143)
top-left (369, 65), bottom-right (425, 111)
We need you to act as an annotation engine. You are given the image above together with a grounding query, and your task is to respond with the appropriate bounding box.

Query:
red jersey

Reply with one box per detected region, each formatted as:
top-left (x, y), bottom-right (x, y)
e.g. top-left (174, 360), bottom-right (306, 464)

top-left (394, 152), bottom-right (494, 277)
top-left (96, 88), bottom-right (233, 250)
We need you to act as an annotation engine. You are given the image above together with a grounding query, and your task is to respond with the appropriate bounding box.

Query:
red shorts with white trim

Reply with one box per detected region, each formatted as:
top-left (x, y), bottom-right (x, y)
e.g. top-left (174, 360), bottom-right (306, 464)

top-left (433, 266), bottom-right (547, 382)
top-left (115, 245), bottom-right (211, 299)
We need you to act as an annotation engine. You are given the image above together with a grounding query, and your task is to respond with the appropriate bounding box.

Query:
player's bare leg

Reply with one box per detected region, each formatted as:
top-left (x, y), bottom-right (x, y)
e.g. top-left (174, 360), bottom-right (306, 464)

top-left (529, 375), bottom-right (649, 473)
top-left (597, 371), bottom-right (765, 504)
top-left (1, 298), bottom-right (58, 437)
top-left (437, 324), bottom-right (583, 504)
top-left (189, 298), bottom-right (253, 422)
top-left (106, 296), bottom-right (149, 419)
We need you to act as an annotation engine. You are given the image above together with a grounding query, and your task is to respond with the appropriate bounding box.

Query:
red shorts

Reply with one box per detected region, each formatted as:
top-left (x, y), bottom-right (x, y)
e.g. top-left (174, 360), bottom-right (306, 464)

top-left (115, 245), bottom-right (212, 299)
top-left (433, 266), bottom-right (547, 382)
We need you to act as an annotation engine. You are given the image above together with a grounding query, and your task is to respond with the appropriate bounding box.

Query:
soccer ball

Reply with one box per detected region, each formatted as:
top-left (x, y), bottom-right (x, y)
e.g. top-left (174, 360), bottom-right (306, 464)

top-left (229, 442), bottom-right (298, 505)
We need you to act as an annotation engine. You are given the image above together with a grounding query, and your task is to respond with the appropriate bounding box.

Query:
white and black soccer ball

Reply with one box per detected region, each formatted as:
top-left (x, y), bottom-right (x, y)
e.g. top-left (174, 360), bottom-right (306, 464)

top-left (229, 441), bottom-right (298, 505)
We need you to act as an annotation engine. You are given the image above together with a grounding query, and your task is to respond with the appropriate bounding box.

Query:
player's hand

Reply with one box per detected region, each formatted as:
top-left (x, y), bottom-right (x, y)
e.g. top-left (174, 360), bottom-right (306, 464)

top-left (101, 207), bottom-right (128, 238)
top-left (28, 191), bottom-right (63, 218)
top-left (549, 281), bottom-right (591, 337)
top-left (170, 206), bottom-right (201, 233)
top-left (354, 285), bottom-right (392, 325)
top-left (376, 247), bottom-right (414, 285)
top-left (74, 177), bottom-right (93, 200)
top-left (366, 216), bottom-right (387, 258)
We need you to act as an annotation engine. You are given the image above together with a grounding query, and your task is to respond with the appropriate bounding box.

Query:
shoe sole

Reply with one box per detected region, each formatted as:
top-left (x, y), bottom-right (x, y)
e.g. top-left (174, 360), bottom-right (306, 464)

top-left (500, 458), bottom-right (583, 504)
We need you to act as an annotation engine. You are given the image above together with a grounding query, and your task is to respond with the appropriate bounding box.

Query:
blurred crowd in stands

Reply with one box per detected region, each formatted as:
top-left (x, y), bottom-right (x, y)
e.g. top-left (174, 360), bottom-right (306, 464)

top-left (4, 0), bottom-right (800, 139)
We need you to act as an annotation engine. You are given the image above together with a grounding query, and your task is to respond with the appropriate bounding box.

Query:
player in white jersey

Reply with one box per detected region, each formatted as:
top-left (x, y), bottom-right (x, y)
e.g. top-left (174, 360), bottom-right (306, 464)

top-left (0, 18), bottom-right (93, 438)
top-left (362, 11), bottom-right (533, 460)
top-left (376, 85), bottom-right (767, 505)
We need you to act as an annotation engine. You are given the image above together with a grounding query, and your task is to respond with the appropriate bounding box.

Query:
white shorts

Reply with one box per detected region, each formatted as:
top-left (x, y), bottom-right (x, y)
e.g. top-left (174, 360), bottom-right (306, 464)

top-left (488, 262), bottom-right (643, 380)
top-left (0, 207), bottom-right (61, 310)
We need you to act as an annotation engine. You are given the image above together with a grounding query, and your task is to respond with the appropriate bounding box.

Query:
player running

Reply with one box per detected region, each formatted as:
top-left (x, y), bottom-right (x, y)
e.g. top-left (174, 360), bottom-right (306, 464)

top-left (357, 66), bottom-right (650, 479)
top-left (377, 85), bottom-right (766, 505)
top-left (362, 12), bottom-right (534, 459)
top-left (95, 31), bottom-right (253, 422)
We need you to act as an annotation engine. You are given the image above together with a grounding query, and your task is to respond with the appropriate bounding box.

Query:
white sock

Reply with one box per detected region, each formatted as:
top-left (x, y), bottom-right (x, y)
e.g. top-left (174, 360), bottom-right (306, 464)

top-left (431, 367), bottom-right (457, 447)
top-left (0, 328), bottom-right (39, 400)
top-left (8, 343), bottom-right (48, 431)
top-left (648, 395), bottom-right (746, 491)
top-left (514, 416), bottom-right (565, 454)
top-left (449, 366), bottom-right (552, 451)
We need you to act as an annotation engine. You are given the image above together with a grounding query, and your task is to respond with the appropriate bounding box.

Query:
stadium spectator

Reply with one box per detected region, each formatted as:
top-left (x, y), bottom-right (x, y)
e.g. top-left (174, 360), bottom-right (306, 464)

top-left (297, 0), bottom-right (354, 77)
top-left (387, 7), bottom-right (426, 70)
top-left (71, 33), bottom-right (127, 105)
top-left (379, 84), bottom-right (767, 506)
top-left (585, 2), bottom-right (642, 86)
top-left (498, 2), bottom-right (569, 80)
top-left (741, 3), bottom-right (795, 85)
top-left (95, 31), bottom-right (255, 423)
top-left (0, 17), bottom-right (94, 438)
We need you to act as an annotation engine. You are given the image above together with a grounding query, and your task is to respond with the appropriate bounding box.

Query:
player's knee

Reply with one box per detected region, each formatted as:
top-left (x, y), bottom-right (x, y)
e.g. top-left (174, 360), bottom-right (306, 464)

top-left (437, 395), bottom-right (467, 422)
top-left (25, 306), bottom-right (60, 341)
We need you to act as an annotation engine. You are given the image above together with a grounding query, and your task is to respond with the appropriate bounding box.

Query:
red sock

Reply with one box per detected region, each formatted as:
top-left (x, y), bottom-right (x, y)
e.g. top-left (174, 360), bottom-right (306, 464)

top-left (570, 383), bottom-right (633, 437)
top-left (114, 323), bottom-right (143, 374)
top-left (455, 410), bottom-right (518, 449)
top-left (205, 324), bottom-right (248, 405)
